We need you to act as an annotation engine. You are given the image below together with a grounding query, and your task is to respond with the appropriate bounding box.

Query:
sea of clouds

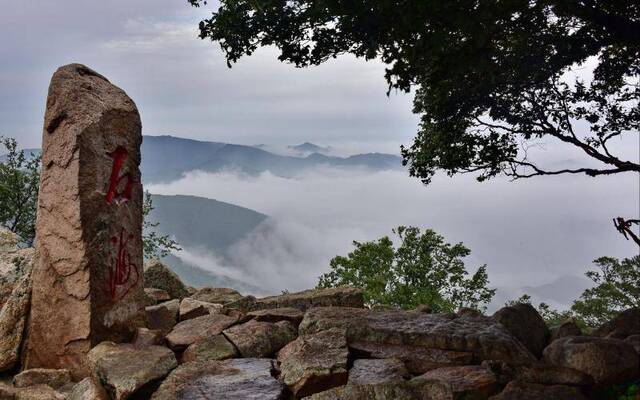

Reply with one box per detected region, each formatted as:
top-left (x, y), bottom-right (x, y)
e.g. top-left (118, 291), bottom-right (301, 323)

top-left (149, 165), bottom-right (639, 311)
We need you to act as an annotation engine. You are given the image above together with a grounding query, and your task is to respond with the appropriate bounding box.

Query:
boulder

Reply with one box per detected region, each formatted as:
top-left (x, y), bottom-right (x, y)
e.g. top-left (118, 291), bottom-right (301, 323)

top-left (87, 342), bottom-right (177, 400)
top-left (13, 368), bottom-right (71, 389)
top-left (245, 286), bottom-right (364, 311)
top-left (277, 327), bottom-right (349, 398)
top-left (67, 378), bottom-right (110, 400)
top-left (145, 299), bottom-right (179, 335)
top-left (144, 288), bottom-right (171, 306)
top-left (0, 272), bottom-right (32, 372)
top-left (415, 365), bottom-right (499, 399)
top-left (0, 227), bottom-right (33, 309)
top-left (223, 319), bottom-right (296, 357)
top-left (488, 381), bottom-right (587, 400)
top-left (143, 259), bottom-right (188, 300)
top-left (543, 336), bottom-right (639, 385)
top-left (181, 335), bottom-right (238, 363)
top-left (348, 359), bottom-right (408, 385)
top-left (150, 358), bottom-right (285, 400)
top-left (132, 328), bottom-right (164, 347)
top-left (593, 308), bottom-right (640, 339)
top-left (165, 313), bottom-right (239, 351)
top-left (549, 320), bottom-right (582, 342)
top-left (481, 360), bottom-right (593, 386)
top-left (350, 341), bottom-right (473, 374)
top-left (242, 307), bottom-right (305, 326)
top-left (190, 287), bottom-right (243, 305)
top-left (178, 298), bottom-right (223, 321)
top-left (300, 307), bottom-right (536, 366)
top-left (307, 380), bottom-right (452, 400)
top-left (13, 385), bottom-right (67, 400)
top-left (492, 303), bottom-right (549, 358)
top-left (25, 64), bottom-right (146, 378)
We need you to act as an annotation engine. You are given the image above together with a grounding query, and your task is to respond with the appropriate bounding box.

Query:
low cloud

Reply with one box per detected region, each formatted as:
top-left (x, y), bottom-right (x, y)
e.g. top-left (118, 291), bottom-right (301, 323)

top-left (149, 166), bottom-right (639, 311)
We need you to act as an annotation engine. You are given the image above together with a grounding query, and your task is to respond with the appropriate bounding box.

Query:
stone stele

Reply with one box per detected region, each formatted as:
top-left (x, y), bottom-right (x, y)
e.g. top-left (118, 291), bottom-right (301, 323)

top-left (24, 63), bottom-right (146, 378)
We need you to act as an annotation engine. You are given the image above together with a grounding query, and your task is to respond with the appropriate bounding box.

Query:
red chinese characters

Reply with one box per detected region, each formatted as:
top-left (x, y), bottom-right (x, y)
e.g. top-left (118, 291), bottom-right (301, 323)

top-left (105, 146), bottom-right (136, 205)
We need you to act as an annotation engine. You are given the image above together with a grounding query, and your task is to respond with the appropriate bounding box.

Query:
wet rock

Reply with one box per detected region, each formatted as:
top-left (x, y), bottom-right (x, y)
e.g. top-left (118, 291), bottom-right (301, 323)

top-left (277, 327), bottom-right (348, 398)
top-left (87, 342), bottom-right (177, 400)
top-left (146, 299), bottom-right (179, 335)
top-left (181, 335), bottom-right (238, 363)
top-left (143, 259), bottom-right (188, 300)
top-left (348, 359), bottom-right (408, 385)
top-left (492, 303), bottom-right (549, 358)
top-left (243, 307), bottom-right (305, 326)
top-left (415, 365), bottom-right (499, 399)
top-left (150, 358), bottom-right (284, 400)
top-left (13, 368), bottom-right (71, 389)
top-left (132, 328), bottom-right (164, 347)
top-left (190, 287), bottom-right (243, 305)
top-left (144, 288), bottom-right (171, 306)
top-left (307, 380), bottom-right (452, 400)
top-left (593, 308), bottom-right (640, 339)
top-left (0, 272), bottom-right (32, 372)
top-left (543, 336), bottom-right (639, 385)
top-left (178, 298), bottom-right (223, 321)
top-left (67, 378), bottom-right (110, 400)
top-left (25, 64), bottom-right (146, 378)
top-left (549, 320), bottom-right (582, 342)
top-left (488, 381), bottom-right (587, 400)
top-left (350, 341), bottom-right (473, 374)
top-left (481, 360), bottom-right (594, 386)
top-left (247, 286), bottom-right (364, 311)
top-left (300, 307), bottom-right (536, 366)
top-left (165, 313), bottom-right (239, 351)
top-left (223, 319), bottom-right (296, 358)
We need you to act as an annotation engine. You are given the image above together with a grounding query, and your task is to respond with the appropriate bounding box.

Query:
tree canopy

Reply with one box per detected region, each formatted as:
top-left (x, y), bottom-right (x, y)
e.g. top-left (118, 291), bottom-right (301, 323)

top-left (318, 226), bottom-right (495, 311)
top-left (189, 0), bottom-right (639, 183)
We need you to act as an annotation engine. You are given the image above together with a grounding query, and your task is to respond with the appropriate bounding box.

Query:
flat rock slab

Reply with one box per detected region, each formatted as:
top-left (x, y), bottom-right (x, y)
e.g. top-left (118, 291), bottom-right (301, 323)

top-left (145, 288), bottom-right (171, 306)
top-left (67, 377), bottom-right (110, 400)
top-left (191, 287), bottom-right (243, 305)
top-left (277, 327), bottom-right (349, 398)
top-left (246, 286), bottom-right (364, 311)
top-left (243, 307), bottom-right (305, 326)
top-left (300, 307), bottom-right (536, 365)
top-left (14, 384), bottom-right (67, 400)
top-left (415, 365), bottom-right (499, 399)
top-left (14, 368), bottom-right (71, 389)
top-left (348, 359), bottom-right (408, 385)
top-left (223, 319), bottom-right (296, 357)
top-left (26, 63), bottom-right (146, 378)
top-left (165, 313), bottom-right (239, 351)
top-left (488, 381), bottom-right (588, 400)
top-left (87, 342), bottom-right (177, 400)
top-left (178, 298), bottom-right (223, 321)
top-left (151, 358), bottom-right (284, 400)
top-left (181, 335), bottom-right (238, 363)
top-left (543, 335), bottom-right (639, 385)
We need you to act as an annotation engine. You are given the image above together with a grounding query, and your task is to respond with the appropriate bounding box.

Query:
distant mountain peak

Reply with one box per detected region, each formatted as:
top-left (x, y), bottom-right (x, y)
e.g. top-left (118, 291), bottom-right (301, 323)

top-left (288, 142), bottom-right (331, 155)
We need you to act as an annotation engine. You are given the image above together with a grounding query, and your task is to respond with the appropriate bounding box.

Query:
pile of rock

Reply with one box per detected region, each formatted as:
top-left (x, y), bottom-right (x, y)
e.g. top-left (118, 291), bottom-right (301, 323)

top-left (2, 245), bottom-right (639, 399)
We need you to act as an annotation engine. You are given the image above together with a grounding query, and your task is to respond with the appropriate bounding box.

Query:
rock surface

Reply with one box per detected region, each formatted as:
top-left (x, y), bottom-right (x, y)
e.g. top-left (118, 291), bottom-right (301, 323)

top-left (482, 360), bottom-right (594, 386)
top-left (190, 287), bottom-right (243, 305)
top-left (165, 313), bottom-right (239, 350)
top-left (543, 335), bottom-right (639, 385)
top-left (68, 377), bottom-right (110, 400)
top-left (178, 298), bottom-right (222, 321)
top-left (0, 228), bottom-right (33, 309)
top-left (223, 319), bottom-right (296, 358)
top-left (488, 381), bottom-right (587, 400)
top-left (300, 307), bottom-right (536, 366)
top-left (181, 335), bottom-right (238, 363)
top-left (308, 380), bottom-right (452, 400)
top-left (144, 288), bottom-right (171, 306)
top-left (277, 327), bottom-right (349, 398)
top-left (492, 303), bottom-right (549, 358)
top-left (13, 368), bottom-right (71, 389)
top-left (243, 307), bottom-right (305, 326)
top-left (146, 299), bottom-right (179, 335)
top-left (549, 320), bottom-right (582, 342)
top-left (132, 328), bottom-right (164, 347)
top-left (144, 259), bottom-right (188, 300)
top-left (593, 308), bottom-right (640, 339)
top-left (245, 286), bottom-right (364, 311)
top-left (25, 63), bottom-right (146, 378)
top-left (416, 365), bottom-right (499, 399)
top-left (0, 272), bottom-right (32, 372)
top-left (348, 359), bottom-right (408, 385)
top-left (87, 342), bottom-right (177, 400)
top-left (150, 358), bottom-right (284, 400)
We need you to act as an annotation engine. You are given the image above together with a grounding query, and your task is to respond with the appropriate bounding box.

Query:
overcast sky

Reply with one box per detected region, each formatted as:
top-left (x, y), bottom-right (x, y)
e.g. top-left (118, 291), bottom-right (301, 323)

top-left (2, 1), bottom-right (639, 309)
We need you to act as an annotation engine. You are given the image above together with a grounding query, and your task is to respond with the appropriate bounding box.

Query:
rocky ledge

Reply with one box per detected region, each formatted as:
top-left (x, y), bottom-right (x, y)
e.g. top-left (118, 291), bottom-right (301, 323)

top-left (1, 232), bottom-right (639, 399)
